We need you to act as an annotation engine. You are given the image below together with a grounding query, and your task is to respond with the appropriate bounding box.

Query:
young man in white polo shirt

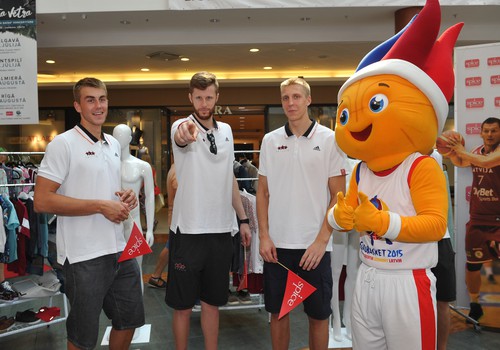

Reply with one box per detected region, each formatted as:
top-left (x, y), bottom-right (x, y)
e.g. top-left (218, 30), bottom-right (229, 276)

top-left (257, 77), bottom-right (348, 350)
top-left (34, 77), bottom-right (144, 350)
top-left (166, 71), bottom-right (251, 350)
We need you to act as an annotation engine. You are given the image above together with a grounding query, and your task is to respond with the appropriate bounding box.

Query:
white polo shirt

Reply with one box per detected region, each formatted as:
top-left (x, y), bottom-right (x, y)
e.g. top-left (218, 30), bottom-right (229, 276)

top-left (38, 125), bottom-right (126, 264)
top-left (170, 114), bottom-right (237, 235)
top-left (259, 121), bottom-right (348, 251)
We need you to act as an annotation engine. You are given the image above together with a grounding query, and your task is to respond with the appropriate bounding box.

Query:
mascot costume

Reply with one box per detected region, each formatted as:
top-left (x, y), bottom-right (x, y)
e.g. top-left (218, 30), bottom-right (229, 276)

top-left (327, 0), bottom-right (463, 349)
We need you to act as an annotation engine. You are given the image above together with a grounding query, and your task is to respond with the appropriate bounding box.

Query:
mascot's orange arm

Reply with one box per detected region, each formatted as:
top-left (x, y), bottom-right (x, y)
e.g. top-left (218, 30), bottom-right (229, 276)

top-left (397, 157), bottom-right (448, 242)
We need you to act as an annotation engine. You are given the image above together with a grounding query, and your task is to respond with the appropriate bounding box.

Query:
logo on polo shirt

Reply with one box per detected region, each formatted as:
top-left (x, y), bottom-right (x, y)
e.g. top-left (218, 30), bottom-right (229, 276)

top-left (114, 152), bottom-right (119, 157)
top-left (85, 151), bottom-right (95, 156)
top-left (313, 146), bottom-right (321, 151)
top-left (277, 145), bottom-right (288, 151)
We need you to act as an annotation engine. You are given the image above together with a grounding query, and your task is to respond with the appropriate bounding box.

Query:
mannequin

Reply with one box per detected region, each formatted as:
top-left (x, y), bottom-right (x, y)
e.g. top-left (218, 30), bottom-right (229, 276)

top-left (330, 158), bottom-right (360, 342)
top-left (113, 124), bottom-right (155, 293)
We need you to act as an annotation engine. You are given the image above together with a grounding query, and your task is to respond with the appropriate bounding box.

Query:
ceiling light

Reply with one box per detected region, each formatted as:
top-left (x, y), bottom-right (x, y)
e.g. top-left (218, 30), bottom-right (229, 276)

top-left (61, 14), bottom-right (67, 21)
top-left (300, 17), bottom-right (311, 21)
top-left (209, 18), bottom-right (220, 23)
top-left (263, 66), bottom-right (272, 70)
top-left (120, 20), bottom-right (131, 25)
top-left (249, 48), bottom-right (259, 53)
top-left (180, 57), bottom-right (190, 61)
top-left (141, 68), bottom-right (150, 72)
top-left (81, 14), bottom-right (87, 20)
top-left (46, 60), bottom-right (55, 64)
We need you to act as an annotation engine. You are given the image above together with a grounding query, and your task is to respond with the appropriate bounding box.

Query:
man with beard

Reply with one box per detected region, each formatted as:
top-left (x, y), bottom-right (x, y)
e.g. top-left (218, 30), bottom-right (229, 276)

top-left (166, 71), bottom-right (251, 350)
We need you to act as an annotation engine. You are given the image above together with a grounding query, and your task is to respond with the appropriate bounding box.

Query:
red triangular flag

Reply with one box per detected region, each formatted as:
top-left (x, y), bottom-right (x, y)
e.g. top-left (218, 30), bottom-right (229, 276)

top-left (237, 247), bottom-right (248, 291)
top-left (278, 270), bottom-right (317, 319)
top-left (118, 222), bottom-right (153, 262)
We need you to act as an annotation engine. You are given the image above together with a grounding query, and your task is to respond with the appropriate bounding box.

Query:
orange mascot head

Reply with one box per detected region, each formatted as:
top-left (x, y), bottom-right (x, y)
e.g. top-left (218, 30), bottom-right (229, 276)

top-left (335, 0), bottom-right (463, 172)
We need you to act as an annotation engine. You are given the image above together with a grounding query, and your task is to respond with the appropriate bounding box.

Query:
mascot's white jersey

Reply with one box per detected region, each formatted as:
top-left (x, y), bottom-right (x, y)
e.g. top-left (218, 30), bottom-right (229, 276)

top-left (356, 153), bottom-right (438, 270)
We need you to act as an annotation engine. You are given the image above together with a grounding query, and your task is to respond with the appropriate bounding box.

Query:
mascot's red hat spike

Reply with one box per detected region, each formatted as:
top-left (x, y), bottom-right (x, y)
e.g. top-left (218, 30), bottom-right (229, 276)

top-left (339, 0), bottom-right (463, 133)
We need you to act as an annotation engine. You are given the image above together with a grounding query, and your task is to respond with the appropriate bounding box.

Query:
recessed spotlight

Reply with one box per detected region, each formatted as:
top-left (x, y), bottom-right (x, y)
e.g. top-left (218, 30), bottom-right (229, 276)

top-left (81, 14), bottom-right (87, 20)
top-left (141, 68), bottom-right (150, 72)
top-left (300, 17), bottom-right (311, 21)
top-left (288, 48), bottom-right (296, 52)
top-left (46, 60), bottom-right (55, 64)
top-left (61, 14), bottom-right (67, 21)
top-left (120, 20), bottom-right (131, 25)
top-left (249, 48), bottom-right (259, 53)
top-left (180, 57), bottom-right (190, 62)
top-left (263, 66), bottom-right (272, 70)
top-left (209, 18), bottom-right (220, 23)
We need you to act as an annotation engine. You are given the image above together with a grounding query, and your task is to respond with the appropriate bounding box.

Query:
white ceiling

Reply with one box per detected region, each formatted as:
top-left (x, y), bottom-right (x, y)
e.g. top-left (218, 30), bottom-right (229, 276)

top-left (35, 3), bottom-right (500, 88)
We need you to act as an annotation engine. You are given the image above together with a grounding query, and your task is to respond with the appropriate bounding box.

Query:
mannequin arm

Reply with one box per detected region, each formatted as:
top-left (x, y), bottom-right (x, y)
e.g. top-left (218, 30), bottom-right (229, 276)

top-left (142, 162), bottom-right (155, 246)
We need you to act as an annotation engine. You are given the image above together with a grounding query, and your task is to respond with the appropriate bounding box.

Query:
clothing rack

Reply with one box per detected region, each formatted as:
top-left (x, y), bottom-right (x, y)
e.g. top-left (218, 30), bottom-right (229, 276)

top-left (1, 150), bottom-right (68, 338)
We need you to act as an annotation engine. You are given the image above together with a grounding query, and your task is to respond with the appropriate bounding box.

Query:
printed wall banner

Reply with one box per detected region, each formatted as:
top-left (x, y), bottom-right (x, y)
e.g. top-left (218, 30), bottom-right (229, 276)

top-left (169, 0), bottom-right (500, 10)
top-left (0, 0), bottom-right (38, 125)
top-left (454, 42), bottom-right (500, 308)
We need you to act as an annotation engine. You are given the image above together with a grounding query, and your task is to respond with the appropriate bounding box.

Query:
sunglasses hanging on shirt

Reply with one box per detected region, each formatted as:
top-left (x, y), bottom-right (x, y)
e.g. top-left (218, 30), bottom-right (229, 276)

top-left (207, 132), bottom-right (217, 155)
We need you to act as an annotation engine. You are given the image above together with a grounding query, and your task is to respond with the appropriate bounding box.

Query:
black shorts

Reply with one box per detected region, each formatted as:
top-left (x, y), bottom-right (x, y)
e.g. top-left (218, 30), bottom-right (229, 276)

top-left (431, 238), bottom-right (456, 302)
top-left (263, 249), bottom-right (332, 320)
top-left (165, 230), bottom-right (233, 310)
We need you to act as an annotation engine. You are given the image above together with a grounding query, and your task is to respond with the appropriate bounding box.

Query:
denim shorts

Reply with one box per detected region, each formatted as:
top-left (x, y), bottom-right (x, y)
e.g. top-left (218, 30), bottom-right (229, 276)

top-left (64, 253), bottom-right (145, 350)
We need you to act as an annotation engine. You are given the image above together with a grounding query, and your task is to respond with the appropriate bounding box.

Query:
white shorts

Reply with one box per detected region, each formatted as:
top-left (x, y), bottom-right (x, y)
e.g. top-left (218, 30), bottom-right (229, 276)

top-left (351, 263), bottom-right (437, 350)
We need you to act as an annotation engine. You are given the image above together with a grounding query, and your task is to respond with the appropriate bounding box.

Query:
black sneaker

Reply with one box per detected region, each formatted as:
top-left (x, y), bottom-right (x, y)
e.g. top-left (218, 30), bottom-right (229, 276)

top-left (487, 274), bottom-right (497, 284)
top-left (227, 290), bottom-right (239, 305)
top-left (15, 310), bottom-right (40, 325)
top-left (238, 290), bottom-right (252, 304)
top-left (468, 302), bottom-right (484, 323)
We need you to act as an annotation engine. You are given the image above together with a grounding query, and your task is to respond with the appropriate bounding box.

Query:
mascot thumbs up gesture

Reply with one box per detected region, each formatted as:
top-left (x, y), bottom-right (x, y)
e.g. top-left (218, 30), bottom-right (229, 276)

top-left (327, 0), bottom-right (463, 349)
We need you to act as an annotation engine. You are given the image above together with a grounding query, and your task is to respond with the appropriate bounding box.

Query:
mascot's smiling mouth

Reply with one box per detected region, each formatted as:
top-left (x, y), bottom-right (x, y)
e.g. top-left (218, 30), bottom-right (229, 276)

top-left (350, 124), bottom-right (372, 142)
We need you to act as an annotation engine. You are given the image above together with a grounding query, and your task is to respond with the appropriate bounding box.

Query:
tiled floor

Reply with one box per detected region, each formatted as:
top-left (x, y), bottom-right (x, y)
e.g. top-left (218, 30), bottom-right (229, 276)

top-left (1, 209), bottom-right (500, 349)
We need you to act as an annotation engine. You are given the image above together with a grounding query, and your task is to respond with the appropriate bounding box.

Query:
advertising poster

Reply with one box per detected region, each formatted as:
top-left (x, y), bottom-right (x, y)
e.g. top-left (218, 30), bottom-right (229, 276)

top-left (0, 0), bottom-right (38, 125)
top-left (454, 42), bottom-right (500, 307)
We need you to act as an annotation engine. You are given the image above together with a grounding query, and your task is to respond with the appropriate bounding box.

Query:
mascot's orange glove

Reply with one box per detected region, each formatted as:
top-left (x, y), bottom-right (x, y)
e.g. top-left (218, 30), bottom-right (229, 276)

top-left (328, 190), bottom-right (355, 231)
top-left (353, 192), bottom-right (390, 236)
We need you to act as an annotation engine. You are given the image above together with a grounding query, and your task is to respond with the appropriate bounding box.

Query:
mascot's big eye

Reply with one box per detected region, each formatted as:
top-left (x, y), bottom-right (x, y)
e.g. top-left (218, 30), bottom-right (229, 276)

top-left (369, 94), bottom-right (388, 113)
top-left (339, 108), bottom-right (349, 125)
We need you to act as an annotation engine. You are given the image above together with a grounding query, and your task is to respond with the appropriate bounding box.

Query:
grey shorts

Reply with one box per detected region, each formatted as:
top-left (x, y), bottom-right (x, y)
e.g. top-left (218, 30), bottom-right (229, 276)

top-left (64, 253), bottom-right (145, 350)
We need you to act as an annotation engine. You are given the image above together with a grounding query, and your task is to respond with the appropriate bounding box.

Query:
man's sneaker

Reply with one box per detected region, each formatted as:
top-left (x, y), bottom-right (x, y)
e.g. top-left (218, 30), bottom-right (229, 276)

top-left (487, 274), bottom-right (497, 284)
top-left (238, 290), bottom-right (252, 304)
top-left (468, 302), bottom-right (484, 323)
top-left (227, 290), bottom-right (239, 305)
top-left (0, 280), bottom-right (19, 301)
top-left (0, 317), bottom-right (15, 332)
top-left (193, 299), bottom-right (201, 311)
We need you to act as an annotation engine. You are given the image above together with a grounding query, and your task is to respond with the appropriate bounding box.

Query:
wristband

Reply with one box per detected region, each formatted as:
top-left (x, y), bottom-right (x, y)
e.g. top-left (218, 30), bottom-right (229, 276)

top-left (239, 218), bottom-right (250, 225)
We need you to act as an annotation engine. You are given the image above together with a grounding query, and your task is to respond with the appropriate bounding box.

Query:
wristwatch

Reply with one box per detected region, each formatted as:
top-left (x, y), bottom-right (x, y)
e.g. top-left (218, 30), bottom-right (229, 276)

top-left (239, 218), bottom-right (250, 225)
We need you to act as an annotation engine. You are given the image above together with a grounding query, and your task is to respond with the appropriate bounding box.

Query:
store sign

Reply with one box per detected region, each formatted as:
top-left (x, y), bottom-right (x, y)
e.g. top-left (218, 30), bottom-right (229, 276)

top-left (214, 105), bottom-right (233, 115)
top-left (0, 0), bottom-right (38, 125)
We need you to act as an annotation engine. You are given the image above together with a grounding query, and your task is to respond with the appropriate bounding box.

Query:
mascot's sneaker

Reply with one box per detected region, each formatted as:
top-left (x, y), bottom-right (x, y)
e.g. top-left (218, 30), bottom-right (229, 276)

top-left (467, 302), bottom-right (483, 323)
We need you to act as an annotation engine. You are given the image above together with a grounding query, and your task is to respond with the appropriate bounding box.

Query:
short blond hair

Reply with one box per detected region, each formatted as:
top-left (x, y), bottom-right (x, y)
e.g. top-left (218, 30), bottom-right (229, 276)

top-left (280, 77), bottom-right (311, 97)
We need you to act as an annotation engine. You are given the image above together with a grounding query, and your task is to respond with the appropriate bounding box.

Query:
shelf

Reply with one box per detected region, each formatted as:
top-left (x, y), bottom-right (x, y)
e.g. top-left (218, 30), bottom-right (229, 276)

top-left (192, 294), bottom-right (264, 312)
top-left (0, 292), bottom-right (68, 338)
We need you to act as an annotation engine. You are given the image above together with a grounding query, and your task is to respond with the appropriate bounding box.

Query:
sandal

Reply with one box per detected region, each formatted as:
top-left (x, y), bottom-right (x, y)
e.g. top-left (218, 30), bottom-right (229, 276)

top-left (148, 276), bottom-right (167, 289)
